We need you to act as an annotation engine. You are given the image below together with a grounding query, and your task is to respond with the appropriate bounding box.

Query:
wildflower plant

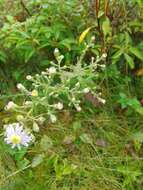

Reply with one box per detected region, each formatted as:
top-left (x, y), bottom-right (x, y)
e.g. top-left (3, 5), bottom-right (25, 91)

top-left (5, 47), bottom-right (106, 133)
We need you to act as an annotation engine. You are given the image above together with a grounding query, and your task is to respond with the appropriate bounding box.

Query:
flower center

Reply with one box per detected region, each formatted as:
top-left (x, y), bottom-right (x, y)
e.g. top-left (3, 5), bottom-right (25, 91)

top-left (11, 134), bottom-right (21, 144)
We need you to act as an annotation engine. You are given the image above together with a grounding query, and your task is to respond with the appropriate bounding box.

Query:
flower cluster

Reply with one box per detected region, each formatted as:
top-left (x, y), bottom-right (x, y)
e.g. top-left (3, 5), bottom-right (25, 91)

top-left (4, 48), bottom-right (106, 136)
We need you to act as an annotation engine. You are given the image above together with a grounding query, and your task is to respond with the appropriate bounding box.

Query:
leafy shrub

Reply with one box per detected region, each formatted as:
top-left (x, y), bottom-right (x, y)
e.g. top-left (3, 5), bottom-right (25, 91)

top-left (0, 0), bottom-right (90, 88)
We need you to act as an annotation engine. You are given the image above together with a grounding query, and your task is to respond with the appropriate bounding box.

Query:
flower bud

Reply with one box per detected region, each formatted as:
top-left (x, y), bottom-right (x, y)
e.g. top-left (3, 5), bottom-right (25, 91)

top-left (35, 74), bottom-right (40, 77)
top-left (83, 88), bottom-right (90, 94)
top-left (38, 117), bottom-right (46, 125)
top-left (31, 90), bottom-right (38, 97)
top-left (76, 106), bottom-right (81, 112)
top-left (102, 53), bottom-right (107, 58)
top-left (48, 67), bottom-right (56, 74)
top-left (17, 83), bottom-right (26, 91)
top-left (75, 82), bottom-right (80, 87)
top-left (98, 97), bottom-right (106, 104)
top-left (50, 114), bottom-right (57, 123)
top-left (16, 115), bottom-right (24, 122)
top-left (54, 48), bottom-right (60, 57)
top-left (41, 71), bottom-right (47, 75)
top-left (24, 101), bottom-right (33, 106)
top-left (33, 122), bottom-right (40, 132)
top-left (5, 101), bottom-right (17, 110)
top-left (54, 102), bottom-right (63, 110)
top-left (91, 36), bottom-right (95, 41)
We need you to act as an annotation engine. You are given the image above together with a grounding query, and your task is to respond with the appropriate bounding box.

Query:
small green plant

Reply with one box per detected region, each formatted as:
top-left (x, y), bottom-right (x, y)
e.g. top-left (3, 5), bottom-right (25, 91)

top-left (118, 92), bottom-right (143, 115)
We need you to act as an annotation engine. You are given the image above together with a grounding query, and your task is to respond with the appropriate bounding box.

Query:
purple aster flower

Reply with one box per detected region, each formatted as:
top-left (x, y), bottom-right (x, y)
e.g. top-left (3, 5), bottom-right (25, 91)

top-left (4, 123), bottom-right (32, 149)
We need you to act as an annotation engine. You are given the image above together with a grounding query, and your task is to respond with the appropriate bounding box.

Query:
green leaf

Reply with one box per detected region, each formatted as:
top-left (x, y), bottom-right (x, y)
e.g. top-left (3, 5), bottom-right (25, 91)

top-left (17, 158), bottom-right (30, 169)
top-left (73, 121), bottom-right (81, 132)
top-left (0, 51), bottom-right (6, 63)
top-left (12, 70), bottom-right (23, 81)
top-left (79, 27), bottom-right (92, 44)
top-left (118, 93), bottom-right (128, 109)
top-left (60, 38), bottom-right (76, 50)
top-left (80, 133), bottom-right (93, 144)
top-left (112, 50), bottom-right (123, 60)
top-left (102, 17), bottom-right (112, 37)
top-left (40, 135), bottom-right (53, 151)
top-left (132, 132), bottom-right (143, 143)
top-left (136, 107), bottom-right (143, 115)
top-left (25, 49), bottom-right (35, 63)
top-left (124, 53), bottom-right (135, 69)
top-left (129, 47), bottom-right (143, 61)
top-left (112, 50), bottom-right (123, 64)
top-left (15, 148), bottom-right (27, 161)
top-left (128, 98), bottom-right (140, 109)
top-left (31, 154), bottom-right (45, 168)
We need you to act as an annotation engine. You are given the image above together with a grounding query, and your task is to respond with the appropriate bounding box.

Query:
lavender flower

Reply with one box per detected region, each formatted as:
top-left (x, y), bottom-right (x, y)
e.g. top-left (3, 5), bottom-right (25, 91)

top-left (4, 123), bottom-right (32, 149)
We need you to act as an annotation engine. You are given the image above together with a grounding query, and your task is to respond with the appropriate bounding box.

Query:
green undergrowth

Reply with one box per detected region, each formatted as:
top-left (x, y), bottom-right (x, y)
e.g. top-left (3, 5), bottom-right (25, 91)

top-left (1, 110), bottom-right (143, 190)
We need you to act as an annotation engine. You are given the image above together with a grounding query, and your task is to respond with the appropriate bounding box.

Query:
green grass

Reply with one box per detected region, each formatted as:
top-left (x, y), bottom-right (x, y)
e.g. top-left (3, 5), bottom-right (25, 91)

top-left (1, 110), bottom-right (143, 190)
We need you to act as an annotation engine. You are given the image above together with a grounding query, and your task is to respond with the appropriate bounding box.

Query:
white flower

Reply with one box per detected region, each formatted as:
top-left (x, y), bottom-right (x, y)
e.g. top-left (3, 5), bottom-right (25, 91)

top-left (5, 101), bottom-right (17, 110)
top-left (83, 88), bottom-right (90, 94)
top-left (26, 75), bottom-right (32, 80)
top-left (33, 122), bottom-right (40, 132)
top-left (4, 123), bottom-right (32, 149)
top-left (48, 67), bottom-right (56, 74)
top-left (50, 114), bottom-right (57, 123)
top-left (54, 102), bottom-right (63, 110)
